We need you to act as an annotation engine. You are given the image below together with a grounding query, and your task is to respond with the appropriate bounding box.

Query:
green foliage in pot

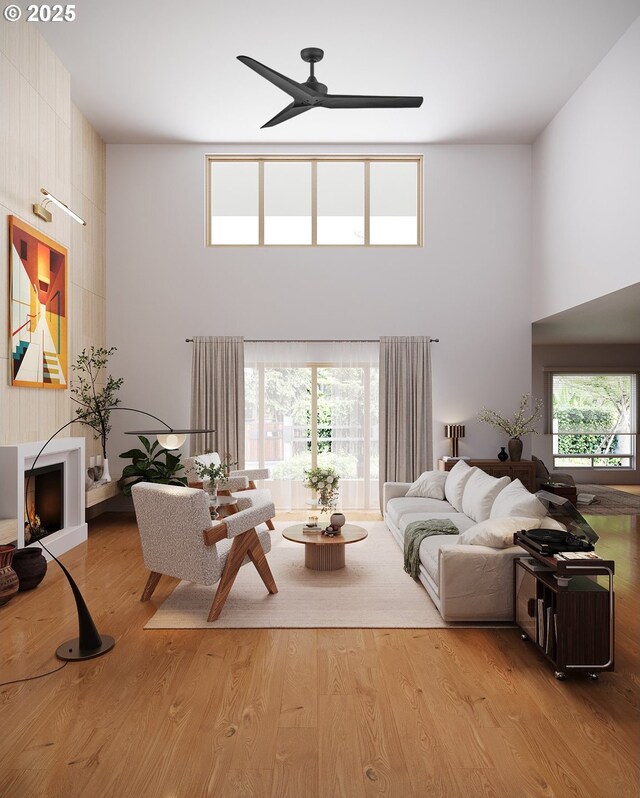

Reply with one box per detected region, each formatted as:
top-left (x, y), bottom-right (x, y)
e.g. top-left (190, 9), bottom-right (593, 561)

top-left (118, 436), bottom-right (187, 496)
top-left (194, 453), bottom-right (238, 485)
top-left (70, 346), bottom-right (124, 459)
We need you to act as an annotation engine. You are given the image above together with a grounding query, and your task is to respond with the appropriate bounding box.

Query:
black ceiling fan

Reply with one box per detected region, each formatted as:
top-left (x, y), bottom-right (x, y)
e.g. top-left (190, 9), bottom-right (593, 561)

top-left (237, 47), bottom-right (423, 128)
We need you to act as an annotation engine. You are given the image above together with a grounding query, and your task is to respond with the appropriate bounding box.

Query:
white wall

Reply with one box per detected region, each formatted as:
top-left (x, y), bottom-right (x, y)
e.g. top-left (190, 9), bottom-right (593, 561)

top-left (106, 143), bottom-right (533, 469)
top-left (531, 17), bottom-right (640, 322)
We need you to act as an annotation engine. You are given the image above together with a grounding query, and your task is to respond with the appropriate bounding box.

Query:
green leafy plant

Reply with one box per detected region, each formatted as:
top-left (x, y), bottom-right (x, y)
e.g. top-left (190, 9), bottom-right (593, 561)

top-left (555, 408), bottom-right (620, 462)
top-left (477, 393), bottom-right (543, 438)
top-left (70, 346), bottom-right (124, 458)
top-left (304, 465), bottom-right (340, 513)
top-left (118, 436), bottom-right (187, 496)
top-left (194, 453), bottom-right (237, 484)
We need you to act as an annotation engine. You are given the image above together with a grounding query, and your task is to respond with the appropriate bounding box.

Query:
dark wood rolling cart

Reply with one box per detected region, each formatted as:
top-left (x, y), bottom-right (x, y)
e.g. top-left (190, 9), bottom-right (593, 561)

top-left (513, 535), bottom-right (614, 681)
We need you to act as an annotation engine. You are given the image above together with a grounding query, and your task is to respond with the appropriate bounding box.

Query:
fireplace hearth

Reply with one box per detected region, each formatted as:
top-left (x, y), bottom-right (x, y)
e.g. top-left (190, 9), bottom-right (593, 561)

top-left (25, 463), bottom-right (64, 542)
top-left (0, 438), bottom-right (87, 559)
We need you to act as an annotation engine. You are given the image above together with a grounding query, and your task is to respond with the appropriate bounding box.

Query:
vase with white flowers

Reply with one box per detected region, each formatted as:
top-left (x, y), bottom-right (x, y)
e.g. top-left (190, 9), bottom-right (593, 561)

top-left (477, 393), bottom-right (543, 462)
top-left (304, 466), bottom-right (340, 514)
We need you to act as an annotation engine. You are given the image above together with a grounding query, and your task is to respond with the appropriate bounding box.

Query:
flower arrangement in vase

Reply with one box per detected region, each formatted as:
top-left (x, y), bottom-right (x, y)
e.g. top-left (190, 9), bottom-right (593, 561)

top-left (304, 466), bottom-right (340, 514)
top-left (477, 393), bottom-right (543, 461)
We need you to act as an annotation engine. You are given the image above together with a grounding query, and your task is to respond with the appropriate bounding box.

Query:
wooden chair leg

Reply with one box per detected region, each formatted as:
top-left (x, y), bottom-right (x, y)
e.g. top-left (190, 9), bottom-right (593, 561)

top-left (266, 518), bottom-right (275, 531)
top-left (141, 571), bottom-right (162, 602)
top-left (207, 533), bottom-right (252, 622)
top-left (246, 530), bottom-right (278, 594)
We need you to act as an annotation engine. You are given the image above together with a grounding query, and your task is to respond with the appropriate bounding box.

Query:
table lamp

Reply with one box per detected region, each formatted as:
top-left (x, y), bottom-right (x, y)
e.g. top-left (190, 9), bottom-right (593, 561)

top-left (444, 424), bottom-right (465, 458)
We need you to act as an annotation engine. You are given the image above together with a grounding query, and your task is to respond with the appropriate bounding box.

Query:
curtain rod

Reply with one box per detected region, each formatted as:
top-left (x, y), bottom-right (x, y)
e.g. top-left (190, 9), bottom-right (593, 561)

top-left (185, 337), bottom-right (439, 343)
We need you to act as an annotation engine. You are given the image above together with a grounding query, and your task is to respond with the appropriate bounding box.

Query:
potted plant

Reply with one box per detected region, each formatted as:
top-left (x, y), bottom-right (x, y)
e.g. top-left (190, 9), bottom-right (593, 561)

top-left (118, 436), bottom-right (188, 496)
top-left (304, 466), bottom-right (340, 514)
top-left (70, 346), bottom-right (123, 482)
top-left (477, 393), bottom-right (543, 461)
top-left (195, 453), bottom-right (237, 497)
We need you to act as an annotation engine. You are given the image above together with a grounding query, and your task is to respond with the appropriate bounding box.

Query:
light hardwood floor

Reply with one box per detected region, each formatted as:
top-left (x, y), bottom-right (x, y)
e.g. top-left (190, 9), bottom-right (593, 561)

top-left (0, 509), bottom-right (638, 798)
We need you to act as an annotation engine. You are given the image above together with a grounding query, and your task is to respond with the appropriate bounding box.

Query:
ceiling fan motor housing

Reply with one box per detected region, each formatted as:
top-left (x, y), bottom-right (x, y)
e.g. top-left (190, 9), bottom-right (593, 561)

top-left (300, 47), bottom-right (324, 63)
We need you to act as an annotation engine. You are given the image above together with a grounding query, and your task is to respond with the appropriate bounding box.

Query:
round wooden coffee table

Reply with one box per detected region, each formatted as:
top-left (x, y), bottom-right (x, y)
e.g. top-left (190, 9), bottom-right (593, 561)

top-left (282, 523), bottom-right (368, 571)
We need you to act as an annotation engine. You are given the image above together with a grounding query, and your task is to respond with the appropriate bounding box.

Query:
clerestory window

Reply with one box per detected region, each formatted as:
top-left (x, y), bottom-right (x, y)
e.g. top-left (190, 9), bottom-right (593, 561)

top-left (206, 155), bottom-right (422, 247)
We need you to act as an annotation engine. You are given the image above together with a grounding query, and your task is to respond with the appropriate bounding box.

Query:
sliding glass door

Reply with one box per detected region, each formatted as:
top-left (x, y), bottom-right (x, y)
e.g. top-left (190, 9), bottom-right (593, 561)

top-left (245, 343), bottom-right (379, 510)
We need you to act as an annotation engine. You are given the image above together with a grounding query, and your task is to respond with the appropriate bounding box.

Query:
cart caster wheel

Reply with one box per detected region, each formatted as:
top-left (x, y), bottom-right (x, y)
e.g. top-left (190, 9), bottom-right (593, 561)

top-left (587, 672), bottom-right (599, 681)
top-left (554, 671), bottom-right (566, 681)
top-left (520, 634), bottom-right (528, 641)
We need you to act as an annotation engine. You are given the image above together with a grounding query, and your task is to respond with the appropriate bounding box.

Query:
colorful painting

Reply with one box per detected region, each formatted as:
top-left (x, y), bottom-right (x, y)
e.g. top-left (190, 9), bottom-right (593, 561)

top-left (9, 216), bottom-right (68, 389)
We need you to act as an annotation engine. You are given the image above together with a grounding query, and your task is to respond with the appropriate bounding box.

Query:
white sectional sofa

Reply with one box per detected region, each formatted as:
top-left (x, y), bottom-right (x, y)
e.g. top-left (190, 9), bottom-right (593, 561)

top-left (383, 460), bottom-right (560, 622)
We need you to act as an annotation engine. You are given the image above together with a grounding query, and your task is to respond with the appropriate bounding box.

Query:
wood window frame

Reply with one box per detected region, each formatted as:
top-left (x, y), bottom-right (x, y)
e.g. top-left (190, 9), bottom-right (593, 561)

top-left (205, 154), bottom-right (423, 248)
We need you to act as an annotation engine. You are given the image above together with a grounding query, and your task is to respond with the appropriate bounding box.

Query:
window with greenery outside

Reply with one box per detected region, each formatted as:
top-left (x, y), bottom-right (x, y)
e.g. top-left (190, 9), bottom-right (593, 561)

top-left (552, 374), bottom-right (635, 468)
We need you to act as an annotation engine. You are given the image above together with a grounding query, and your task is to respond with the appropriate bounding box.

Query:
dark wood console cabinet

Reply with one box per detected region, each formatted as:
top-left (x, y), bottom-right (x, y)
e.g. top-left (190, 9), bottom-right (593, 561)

top-left (437, 458), bottom-right (536, 491)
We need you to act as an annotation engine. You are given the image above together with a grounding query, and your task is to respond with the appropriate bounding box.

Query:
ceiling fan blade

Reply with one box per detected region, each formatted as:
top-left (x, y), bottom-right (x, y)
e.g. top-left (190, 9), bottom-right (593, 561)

top-left (237, 55), bottom-right (316, 104)
top-left (322, 94), bottom-right (423, 109)
top-left (261, 102), bottom-right (313, 128)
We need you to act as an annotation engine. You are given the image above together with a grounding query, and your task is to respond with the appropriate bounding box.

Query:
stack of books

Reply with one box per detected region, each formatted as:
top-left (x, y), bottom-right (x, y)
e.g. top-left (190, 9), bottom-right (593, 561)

top-left (553, 551), bottom-right (602, 560)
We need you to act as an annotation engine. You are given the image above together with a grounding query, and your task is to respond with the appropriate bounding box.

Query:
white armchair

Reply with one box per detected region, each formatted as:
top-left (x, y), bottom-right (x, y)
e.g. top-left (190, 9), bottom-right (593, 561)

top-left (183, 452), bottom-right (275, 531)
top-left (132, 483), bottom-right (277, 622)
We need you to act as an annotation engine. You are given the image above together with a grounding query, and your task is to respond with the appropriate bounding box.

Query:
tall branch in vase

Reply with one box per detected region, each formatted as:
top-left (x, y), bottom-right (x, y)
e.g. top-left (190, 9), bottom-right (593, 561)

top-left (70, 347), bottom-right (123, 460)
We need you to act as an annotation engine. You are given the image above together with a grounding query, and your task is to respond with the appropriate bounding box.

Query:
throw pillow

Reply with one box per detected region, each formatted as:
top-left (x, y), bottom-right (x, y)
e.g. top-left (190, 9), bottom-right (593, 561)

top-left (461, 470), bottom-right (511, 523)
top-left (458, 515), bottom-right (567, 548)
top-left (489, 478), bottom-right (547, 520)
top-left (406, 471), bottom-right (448, 500)
top-left (444, 460), bottom-right (478, 513)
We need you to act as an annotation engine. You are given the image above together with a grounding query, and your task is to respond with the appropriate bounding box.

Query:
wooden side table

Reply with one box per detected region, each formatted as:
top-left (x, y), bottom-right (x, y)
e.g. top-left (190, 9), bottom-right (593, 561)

top-left (513, 534), bottom-right (614, 680)
top-left (541, 482), bottom-right (578, 506)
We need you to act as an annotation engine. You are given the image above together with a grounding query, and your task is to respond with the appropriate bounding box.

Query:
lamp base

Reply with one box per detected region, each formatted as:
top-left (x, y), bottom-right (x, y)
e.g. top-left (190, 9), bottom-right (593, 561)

top-left (56, 634), bottom-right (115, 661)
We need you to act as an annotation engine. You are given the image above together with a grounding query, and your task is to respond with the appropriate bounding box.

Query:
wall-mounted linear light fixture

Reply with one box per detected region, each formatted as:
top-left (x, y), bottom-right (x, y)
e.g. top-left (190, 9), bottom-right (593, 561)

top-left (33, 188), bottom-right (86, 226)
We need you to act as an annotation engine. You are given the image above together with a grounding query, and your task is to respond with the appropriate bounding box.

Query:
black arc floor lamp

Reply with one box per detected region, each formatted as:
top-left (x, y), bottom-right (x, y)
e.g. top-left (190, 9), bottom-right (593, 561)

top-left (25, 406), bottom-right (213, 662)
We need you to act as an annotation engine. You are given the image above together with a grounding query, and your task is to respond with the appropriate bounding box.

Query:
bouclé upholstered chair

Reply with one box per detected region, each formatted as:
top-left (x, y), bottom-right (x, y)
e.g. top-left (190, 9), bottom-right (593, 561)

top-left (183, 452), bottom-right (275, 531)
top-left (132, 483), bottom-right (278, 622)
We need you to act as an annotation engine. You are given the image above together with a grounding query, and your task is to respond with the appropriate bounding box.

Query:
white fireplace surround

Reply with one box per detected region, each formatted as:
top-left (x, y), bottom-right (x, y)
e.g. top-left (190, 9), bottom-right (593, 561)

top-left (0, 437), bottom-right (87, 559)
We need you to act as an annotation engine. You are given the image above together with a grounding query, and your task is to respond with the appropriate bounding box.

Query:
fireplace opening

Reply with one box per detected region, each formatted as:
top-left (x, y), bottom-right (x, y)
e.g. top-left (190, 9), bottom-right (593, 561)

top-left (24, 463), bottom-right (64, 543)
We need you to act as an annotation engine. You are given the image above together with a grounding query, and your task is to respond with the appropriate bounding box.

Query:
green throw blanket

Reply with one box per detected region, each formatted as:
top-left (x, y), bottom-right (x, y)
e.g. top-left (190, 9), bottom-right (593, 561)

top-left (404, 519), bottom-right (459, 578)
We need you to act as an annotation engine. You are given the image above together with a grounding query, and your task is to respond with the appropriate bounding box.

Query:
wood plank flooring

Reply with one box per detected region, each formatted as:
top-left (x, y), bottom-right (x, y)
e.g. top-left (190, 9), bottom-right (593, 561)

top-left (0, 509), bottom-right (638, 798)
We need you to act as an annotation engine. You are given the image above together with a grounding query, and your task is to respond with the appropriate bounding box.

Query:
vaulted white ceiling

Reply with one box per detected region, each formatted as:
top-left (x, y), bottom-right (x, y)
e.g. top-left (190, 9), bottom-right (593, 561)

top-left (39, 0), bottom-right (639, 144)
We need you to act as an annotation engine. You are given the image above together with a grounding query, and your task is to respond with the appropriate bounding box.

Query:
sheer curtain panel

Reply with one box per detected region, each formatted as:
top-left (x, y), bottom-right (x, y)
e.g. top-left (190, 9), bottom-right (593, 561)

top-left (379, 336), bottom-right (433, 508)
top-left (245, 341), bottom-right (379, 511)
top-left (190, 336), bottom-right (245, 464)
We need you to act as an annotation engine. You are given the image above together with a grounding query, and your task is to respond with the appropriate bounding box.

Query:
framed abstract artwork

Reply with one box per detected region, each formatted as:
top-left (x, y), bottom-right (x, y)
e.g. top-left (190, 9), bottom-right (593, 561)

top-left (9, 216), bottom-right (68, 389)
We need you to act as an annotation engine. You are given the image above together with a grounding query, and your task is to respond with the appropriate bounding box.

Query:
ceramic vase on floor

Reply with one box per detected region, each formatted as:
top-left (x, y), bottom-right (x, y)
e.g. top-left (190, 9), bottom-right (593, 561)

top-left (0, 544), bottom-right (20, 606)
top-left (12, 547), bottom-right (47, 591)
top-left (508, 437), bottom-right (523, 461)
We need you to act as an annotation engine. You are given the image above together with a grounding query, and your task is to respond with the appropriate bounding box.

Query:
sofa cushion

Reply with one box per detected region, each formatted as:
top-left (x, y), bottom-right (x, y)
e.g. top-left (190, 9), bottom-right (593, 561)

top-left (489, 478), bottom-right (547, 520)
top-left (386, 497), bottom-right (455, 527)
top-left (461, 470), bottom-right (511, 523)
top-left (406, 470), bottom-right (448, 500)
top-left (398, 512), bottom-right (475, 535)
top-left (444, 460), bottom-right (478, 512)
top-left (458, 516), bottom-right (549, 548)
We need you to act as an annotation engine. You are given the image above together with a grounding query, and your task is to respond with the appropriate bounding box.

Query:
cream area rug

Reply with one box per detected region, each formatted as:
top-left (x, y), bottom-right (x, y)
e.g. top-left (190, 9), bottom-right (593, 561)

top-left (145, 521), bottom-right (469, 629)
